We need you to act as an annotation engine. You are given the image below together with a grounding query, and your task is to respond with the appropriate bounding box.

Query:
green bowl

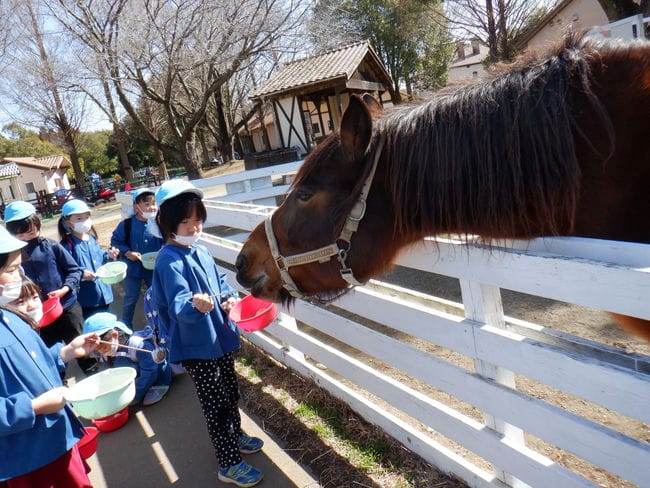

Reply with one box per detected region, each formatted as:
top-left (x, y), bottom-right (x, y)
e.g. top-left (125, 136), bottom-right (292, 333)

top-left (96, 261), bottom-right (128, 285)
top-left (140, 252), bottom-right (158, 270)
top-left (64, 367), bottom-right (136, 419)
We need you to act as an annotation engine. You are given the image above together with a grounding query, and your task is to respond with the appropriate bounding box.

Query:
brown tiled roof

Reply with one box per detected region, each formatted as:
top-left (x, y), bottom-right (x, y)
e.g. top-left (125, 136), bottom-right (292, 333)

top-left (251, 41), bottom-right (392, 99)
top-left (3, 155), bottom-right (71, 170)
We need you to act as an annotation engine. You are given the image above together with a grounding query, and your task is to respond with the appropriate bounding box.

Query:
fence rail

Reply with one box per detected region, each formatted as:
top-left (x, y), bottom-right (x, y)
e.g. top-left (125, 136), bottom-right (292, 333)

top-left (201, 195), bottom-right (650, 488)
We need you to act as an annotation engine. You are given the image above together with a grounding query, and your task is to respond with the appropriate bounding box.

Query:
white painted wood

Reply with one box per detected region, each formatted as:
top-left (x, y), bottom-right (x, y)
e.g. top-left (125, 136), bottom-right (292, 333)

top-left (199, 199), bottom-right (650, 488)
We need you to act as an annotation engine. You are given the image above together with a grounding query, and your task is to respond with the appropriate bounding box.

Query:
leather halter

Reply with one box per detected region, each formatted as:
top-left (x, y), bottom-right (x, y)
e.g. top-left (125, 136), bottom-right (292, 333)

top-left (265, 136), bottom-right (385, 299)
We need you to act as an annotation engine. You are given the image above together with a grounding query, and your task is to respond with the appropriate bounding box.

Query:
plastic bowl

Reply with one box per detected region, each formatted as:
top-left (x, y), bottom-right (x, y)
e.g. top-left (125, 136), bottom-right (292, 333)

top-left (140, 252), bottom-right (158, 270)
top-left (229, 295), bottom-right (277, 332)
top-left (64, 367), bottom-right (136, 419)
top-left (78, 426), bottom-right (99, 459)
top-left (91, 406), bottom-right (129, 432)
top-left (96, 261), bottom-right (128, 285)
top-left (39, 296), bottom-right (62, 327)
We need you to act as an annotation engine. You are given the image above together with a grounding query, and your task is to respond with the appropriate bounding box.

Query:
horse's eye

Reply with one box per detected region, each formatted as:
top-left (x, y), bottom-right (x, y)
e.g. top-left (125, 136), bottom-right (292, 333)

top-left (294, 190), bottom-right (313, 202)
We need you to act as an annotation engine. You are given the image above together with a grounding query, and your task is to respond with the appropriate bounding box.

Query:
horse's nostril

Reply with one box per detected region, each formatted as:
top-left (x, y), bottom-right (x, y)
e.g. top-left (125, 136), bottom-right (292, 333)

top-left (235, 253), bottom-right (248, 273)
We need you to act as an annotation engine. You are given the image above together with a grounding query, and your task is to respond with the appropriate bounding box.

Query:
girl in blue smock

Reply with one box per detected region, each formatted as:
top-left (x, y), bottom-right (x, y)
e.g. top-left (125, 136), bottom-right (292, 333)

top-left (151, 180), bottom-right (264, 487)
top-left (0, 226), bottom-right (102, 487)
top-left (3, 201), bottom-right (96, 375)
top-left (110, 188), bottom-right (163, 328)
top-left (58, 199), bottom-right (120, 318)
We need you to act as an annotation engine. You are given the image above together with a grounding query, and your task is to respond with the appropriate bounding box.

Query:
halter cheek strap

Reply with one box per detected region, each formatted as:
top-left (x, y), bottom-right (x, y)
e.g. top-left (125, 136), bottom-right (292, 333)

top-left (265, 135), bottom-right (385, 299)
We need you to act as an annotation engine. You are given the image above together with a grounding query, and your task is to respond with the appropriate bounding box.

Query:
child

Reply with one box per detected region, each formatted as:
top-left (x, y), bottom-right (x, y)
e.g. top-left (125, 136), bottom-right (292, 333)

top-left (58, 199), bottom-right (120, 318)
top-left (82, 312), bottom-right (172, 406)
top-left (110, 188), bottom-right (162, 328)
top-left (7, 277), bottom-right (43, 332)
top-left (152, 179), bottom-right (264, 487)
top-left (3, 201), bottom-right (96, 376)
top-left (0, 225), bottom-right (102, 487)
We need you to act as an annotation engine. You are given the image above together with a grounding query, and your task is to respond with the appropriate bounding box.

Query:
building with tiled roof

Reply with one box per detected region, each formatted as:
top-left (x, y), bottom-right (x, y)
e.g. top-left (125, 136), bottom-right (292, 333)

top-left (243, 41), bottom-right (392, 161)
top-left (0, 155), bottom-right (72, 207)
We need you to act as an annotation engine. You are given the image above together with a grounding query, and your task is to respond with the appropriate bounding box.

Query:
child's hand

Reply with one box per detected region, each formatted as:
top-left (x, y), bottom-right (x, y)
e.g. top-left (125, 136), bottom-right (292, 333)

top-left (48, 286), bottom-right (70, 299)
top-left (82, 270), bottom-right (96, 281)
top-left (220, 297), bottom-right (239, 313)
top-left (60, 333), bottom-right (100, 362)
top-left (192, 293), bottom-right (215, 313)
top-left (125, 251), bottom-right (141, 262)
top-left (108, 247), bottom-right (120, 259)
top-left (32, 387), bottom-right (68, 415)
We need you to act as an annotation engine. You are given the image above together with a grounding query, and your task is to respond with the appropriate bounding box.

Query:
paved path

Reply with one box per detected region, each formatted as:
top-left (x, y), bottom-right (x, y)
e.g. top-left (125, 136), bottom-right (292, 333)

top-left (44, 196), bottom-right (321, 487)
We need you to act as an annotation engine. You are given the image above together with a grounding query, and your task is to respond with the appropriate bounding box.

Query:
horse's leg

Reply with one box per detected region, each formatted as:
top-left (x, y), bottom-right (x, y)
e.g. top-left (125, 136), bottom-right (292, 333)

top-left (608, 313), bottom-right (650, 342)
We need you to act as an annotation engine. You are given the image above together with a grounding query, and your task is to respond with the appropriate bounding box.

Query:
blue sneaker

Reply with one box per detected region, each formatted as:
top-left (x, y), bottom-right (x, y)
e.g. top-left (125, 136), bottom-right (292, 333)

top-left (143, 385), bottom-right (169, 406)
top-left (238, 434), bottom-right (264, 454)
top-left (217, 461), bottom-right (263, 487)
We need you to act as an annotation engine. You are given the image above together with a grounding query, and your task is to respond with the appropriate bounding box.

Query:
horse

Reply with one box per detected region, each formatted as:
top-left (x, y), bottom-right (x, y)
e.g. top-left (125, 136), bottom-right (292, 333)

top-left (235, 32), bottom-right (650, 341)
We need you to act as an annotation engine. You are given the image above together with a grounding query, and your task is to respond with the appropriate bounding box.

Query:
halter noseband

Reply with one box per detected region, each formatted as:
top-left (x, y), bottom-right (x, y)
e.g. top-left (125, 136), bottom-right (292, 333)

top-left (265, 136), bottom-right (385, 299)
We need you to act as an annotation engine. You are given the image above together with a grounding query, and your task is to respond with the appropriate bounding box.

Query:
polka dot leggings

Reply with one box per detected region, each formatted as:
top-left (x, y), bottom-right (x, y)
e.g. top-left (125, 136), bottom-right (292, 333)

top-left (183, 354), bottom-right (242, 469)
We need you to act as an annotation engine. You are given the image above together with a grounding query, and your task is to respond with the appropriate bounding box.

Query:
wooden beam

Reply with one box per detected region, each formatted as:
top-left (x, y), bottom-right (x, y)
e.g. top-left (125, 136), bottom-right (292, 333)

top-left (346, 79), bottom-right (386, 92)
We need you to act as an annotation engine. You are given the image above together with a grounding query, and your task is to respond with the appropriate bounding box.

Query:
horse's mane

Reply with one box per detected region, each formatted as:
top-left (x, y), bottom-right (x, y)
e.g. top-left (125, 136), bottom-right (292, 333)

top-left (380, 31), bottom-right (617, 239)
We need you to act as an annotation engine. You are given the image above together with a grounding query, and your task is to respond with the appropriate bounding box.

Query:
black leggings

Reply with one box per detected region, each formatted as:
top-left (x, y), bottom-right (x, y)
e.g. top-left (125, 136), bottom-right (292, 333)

top-left (183, 353), bottom-right (242, 469)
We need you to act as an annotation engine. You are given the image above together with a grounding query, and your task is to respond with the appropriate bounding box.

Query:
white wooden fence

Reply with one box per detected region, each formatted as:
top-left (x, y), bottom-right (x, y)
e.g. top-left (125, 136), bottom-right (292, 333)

top-left (134, 165), bottom-right (650, 487)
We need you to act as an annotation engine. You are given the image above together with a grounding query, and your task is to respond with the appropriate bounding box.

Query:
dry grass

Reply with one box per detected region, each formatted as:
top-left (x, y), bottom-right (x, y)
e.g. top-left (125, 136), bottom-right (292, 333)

top-left (236, 341), bottom-right (467, 488)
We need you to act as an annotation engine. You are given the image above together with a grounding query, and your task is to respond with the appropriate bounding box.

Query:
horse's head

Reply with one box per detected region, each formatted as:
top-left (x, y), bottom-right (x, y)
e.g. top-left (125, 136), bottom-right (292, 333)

top-left (236, 94), bottom-right (394, 303)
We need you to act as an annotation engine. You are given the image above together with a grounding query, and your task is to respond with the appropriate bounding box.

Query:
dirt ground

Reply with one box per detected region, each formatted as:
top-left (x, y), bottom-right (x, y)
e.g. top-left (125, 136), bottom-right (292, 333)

top-left (87, 165), bottom-right (648, 487)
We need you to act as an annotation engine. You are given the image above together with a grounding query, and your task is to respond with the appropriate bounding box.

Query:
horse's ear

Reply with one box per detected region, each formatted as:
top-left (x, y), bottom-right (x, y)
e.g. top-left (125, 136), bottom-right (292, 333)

top-left (340, 95), bottom-right (373, 162)
top-left (361, 93), bottom-right (382, 118)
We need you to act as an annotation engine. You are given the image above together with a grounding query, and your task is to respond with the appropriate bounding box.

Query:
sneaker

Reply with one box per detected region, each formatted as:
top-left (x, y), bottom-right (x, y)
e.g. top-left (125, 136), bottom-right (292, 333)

top-left (217, 461), bottom-right (263, 487)
top-left (238, 434), bottom-right (264, 454)
top-left (142, 385), bottom-right (169, 406)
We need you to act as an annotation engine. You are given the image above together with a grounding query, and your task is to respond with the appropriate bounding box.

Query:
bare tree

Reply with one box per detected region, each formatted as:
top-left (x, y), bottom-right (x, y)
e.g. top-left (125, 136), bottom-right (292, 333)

top-left (444, 0), bottom-right (554, 62)
top-left (48, 0), bottom-right (309, 179)
top-left (0, 0), bottom-right (89, 192)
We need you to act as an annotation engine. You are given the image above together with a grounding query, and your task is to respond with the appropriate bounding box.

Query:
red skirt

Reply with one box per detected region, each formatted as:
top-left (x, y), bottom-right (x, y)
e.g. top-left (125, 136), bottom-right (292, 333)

top-left (0, 444), bottom-right (91, 488)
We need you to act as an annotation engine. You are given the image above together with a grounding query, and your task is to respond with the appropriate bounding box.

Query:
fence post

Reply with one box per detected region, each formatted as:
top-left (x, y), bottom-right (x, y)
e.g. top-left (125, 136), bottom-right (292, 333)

top-left (459, 279), bottom-right (529, 488)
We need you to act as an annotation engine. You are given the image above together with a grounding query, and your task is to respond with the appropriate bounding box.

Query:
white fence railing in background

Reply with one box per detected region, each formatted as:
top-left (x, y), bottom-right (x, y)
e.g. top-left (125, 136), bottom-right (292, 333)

top-left (200, 194), bottom-right (650, 488)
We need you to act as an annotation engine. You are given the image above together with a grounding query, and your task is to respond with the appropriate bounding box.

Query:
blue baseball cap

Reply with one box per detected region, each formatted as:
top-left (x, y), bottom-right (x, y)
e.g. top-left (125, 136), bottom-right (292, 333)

top-left (83, 312), bottom-right (133, 336)
top-left (132, 187), bottom-right (156, 203)
top-left (0, 226), bottom-right (27, 254)
top-left (3, 201), bottom-right (36, 223)
top-left (61, 199), bottom-right (91, 217)
top-left (155, 179), bottom-right (203, 206)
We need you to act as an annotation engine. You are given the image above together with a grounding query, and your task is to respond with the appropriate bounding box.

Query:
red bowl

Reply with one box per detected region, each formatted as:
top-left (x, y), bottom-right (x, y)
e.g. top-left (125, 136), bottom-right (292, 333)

top-left (91, 406), bottom-right (129, 432)
top-left (229, 295), bottom-right (277, 332)
top-left (78, 426), bottom-right (99, 459)
top-left (39, 297), bottom-right (62, 327)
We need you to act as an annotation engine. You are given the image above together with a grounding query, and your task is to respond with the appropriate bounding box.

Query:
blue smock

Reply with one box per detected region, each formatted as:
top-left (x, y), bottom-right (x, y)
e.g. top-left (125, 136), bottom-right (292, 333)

top-left (21, 237), bottom-right (82, 310)
top-left (64, 235), bottom-right (113, 309)
top-left (110, 217), bottom-right (163, 279)
top-left (112, 326), bottom-right (171, 403)
top-left (0, 308), bottom-right (84, 480)
top-left (152, 243), bottom-right (239, 364)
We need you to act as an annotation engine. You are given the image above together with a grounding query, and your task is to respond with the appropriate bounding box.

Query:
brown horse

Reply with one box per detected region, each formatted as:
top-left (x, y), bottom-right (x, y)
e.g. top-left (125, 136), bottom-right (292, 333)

top-left (235, 33), bottom-right (650, 340)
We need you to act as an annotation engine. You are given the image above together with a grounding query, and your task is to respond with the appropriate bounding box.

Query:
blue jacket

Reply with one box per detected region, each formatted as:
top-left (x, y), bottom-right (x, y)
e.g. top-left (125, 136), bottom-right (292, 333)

top-left (110, 217), bottom-right (163, 279)
top-left (152, 244), bottom-right (239, 364)
top-left (112, 326), bottom-right (171, 403)
top-left (0, 308), bottom-right (84, 480)
top-left (63, 235), bottom-right (113, 309)
top-left (21, 237), bottom-right (82, 311)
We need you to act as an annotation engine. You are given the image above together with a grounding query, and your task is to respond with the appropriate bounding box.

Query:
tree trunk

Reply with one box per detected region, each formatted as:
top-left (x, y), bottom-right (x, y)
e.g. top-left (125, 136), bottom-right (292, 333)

top-left (113, 126), bottom-right (133, 181)
top-left (485, 0), bottom-right (499, 62)
top-left (213, 90), bottom-right (232, 163)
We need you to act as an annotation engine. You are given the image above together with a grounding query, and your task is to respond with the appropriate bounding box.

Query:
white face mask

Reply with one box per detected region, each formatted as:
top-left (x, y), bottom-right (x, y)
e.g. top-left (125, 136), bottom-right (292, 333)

top-left (0, 281), bottom-right (22, 305)
top-left (26, 307), bottom-right (43, 324)
top-left (141, 211), bottom-right (157, 219)
top-left (104, 336), bottom-right (120, 356)
top-left (73, 219), bottom-right (92, 234)
top-left (146, 218), bottom-right (162, 239)
top-left (173, 232), bottom-right (201, 246)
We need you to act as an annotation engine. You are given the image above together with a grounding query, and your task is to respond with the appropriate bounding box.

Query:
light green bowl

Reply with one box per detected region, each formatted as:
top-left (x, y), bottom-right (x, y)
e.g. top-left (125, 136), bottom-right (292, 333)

top-left (96, 261), bottom-right (128, 285)
top-left (140, 252), bottom-right (158, 270)
top-left (64, 367), bottom-right (136, 419)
